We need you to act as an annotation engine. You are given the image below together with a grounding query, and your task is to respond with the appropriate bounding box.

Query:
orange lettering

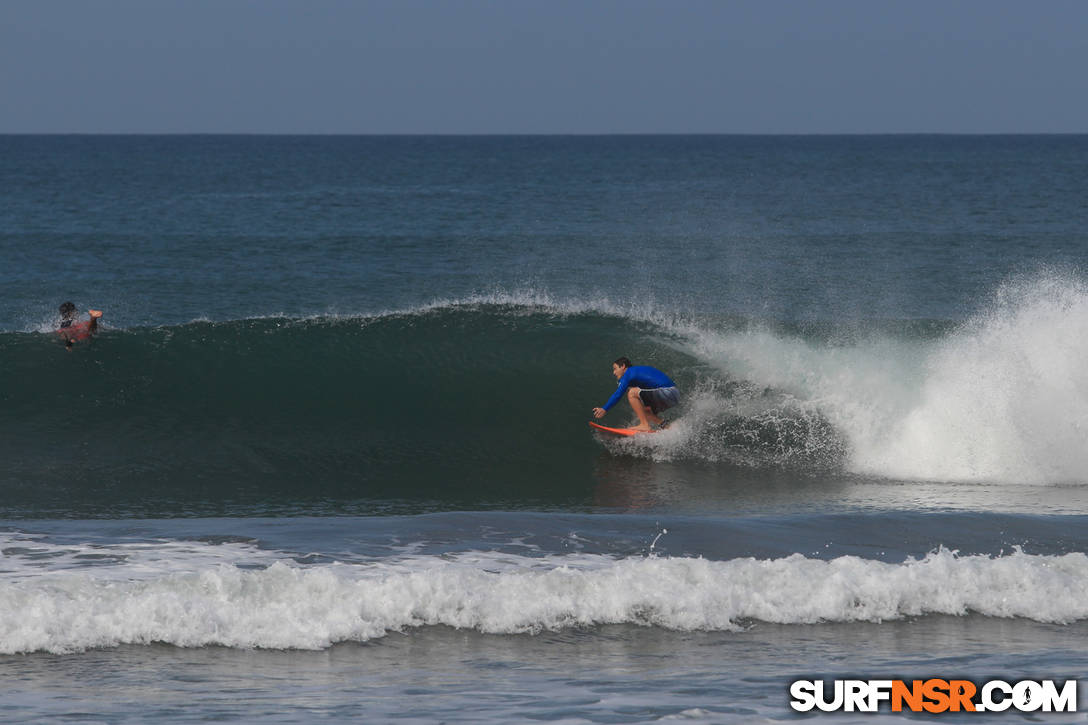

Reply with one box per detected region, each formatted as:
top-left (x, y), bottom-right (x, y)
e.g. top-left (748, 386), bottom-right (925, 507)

top-left (948, 680), bottom-right (976, 712)
top-left (892, 680), bottom-right (924, 712)
top-left (922, 679), bottom-right (951, 713)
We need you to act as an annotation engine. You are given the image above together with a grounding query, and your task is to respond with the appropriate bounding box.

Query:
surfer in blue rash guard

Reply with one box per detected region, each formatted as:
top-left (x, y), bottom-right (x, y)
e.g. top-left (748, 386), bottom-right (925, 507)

top-left (592, 357), bottom-right (679, 432)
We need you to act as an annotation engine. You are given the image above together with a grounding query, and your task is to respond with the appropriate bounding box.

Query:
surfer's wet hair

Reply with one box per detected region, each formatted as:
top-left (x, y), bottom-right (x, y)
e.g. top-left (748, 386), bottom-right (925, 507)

top-left (614, 357), bottom-right (632, 369)
top-left (59, 301), bottom-right (76, 318)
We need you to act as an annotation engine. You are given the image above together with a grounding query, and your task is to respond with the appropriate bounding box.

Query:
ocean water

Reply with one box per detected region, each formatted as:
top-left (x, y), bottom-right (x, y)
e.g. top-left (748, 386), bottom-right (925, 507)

top-left (2, 134), bottom-right (1088, 723)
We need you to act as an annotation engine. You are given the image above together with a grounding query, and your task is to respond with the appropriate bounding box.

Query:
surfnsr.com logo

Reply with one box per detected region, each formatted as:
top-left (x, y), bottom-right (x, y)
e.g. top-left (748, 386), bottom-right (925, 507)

top-left (790, 679), bottom-right (1078, 713)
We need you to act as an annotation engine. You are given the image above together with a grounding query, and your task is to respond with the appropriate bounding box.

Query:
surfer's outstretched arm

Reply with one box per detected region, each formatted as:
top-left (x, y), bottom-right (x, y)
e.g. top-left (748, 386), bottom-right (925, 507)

top-left (56, 308), bottom-right (102, 350)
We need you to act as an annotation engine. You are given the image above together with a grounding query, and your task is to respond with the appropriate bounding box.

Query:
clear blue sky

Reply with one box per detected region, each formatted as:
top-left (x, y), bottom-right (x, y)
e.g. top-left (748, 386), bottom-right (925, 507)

top-left (2, 0), bottom-right (1086, 134)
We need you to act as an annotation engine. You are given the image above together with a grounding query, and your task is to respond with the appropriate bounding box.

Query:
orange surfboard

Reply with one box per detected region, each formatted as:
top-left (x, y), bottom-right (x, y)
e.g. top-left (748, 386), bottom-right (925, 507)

top-left (588, 421), bottom-right (657, 437)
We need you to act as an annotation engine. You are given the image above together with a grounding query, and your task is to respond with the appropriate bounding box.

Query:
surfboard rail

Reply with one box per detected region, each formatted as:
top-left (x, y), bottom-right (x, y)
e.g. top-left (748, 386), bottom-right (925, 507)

top-left (588, 421), bottom-right (656, 437)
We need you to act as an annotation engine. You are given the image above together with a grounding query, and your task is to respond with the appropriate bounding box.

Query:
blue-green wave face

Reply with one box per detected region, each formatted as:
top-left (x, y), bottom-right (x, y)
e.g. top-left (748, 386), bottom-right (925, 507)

top-left (0, 305), bottom-right (668, 514)
top-left (9, 270), bottom-right (1088, 518)
top-left (0, 302), bottom-right (854, 516)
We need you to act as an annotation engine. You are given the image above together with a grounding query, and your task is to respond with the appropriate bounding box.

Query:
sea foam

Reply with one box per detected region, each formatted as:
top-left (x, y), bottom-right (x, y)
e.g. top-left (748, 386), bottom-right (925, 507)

top-left (2, 547), bottom-right (1087, 654)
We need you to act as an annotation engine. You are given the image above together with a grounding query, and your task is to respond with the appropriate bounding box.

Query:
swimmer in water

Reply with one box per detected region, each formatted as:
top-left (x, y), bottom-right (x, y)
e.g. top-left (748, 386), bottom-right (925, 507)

top-left (57, 301), bottom-right (103, 350)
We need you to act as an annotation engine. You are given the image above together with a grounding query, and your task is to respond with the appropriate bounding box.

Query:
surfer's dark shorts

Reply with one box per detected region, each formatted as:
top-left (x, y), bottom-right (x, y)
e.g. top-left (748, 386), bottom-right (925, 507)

top-left (638, 386), bottom-right (679, 414)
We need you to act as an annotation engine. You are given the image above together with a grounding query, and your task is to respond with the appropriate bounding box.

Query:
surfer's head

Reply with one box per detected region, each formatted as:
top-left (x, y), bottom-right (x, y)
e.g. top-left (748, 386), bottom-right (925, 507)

top-left (612, 356), bottom-right (631, 378)
top-left (59, 301), bottom-right (76, 320)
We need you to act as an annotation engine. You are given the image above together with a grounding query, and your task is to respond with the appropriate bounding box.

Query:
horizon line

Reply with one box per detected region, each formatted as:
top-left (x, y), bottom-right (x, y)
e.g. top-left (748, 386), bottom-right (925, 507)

top-left (2, 131), bottom-right (1086, 137)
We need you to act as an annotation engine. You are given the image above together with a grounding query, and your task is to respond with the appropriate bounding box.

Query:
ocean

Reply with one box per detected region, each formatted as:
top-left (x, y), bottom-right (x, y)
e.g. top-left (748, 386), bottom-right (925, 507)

top-left (2, 134), bottom-right (1088, 723)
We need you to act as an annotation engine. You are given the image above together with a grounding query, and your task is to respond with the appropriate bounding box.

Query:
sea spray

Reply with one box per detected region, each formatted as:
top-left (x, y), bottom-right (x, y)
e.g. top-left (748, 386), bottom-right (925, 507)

top-left (681, 272), bottom-right (1088, 484)
top-left (852, 273), bottom-right (1088, 482)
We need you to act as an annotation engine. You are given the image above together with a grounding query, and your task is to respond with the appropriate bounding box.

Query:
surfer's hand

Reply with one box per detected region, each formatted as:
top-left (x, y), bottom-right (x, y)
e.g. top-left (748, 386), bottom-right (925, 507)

top-left (89, 310), bottom-right (103, 319)
top-left (592, 407), bottom-right (605, 419)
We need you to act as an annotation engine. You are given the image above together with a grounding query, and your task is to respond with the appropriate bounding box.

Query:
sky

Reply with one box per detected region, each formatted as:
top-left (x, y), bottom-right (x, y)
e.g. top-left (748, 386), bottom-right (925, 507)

top-left (1, 0), bottom-right (1086, 134)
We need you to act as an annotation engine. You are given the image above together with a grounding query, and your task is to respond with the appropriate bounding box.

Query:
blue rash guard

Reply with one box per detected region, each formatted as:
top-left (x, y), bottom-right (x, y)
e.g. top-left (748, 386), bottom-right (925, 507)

top-left (602, 366), bottom-right (677, 411)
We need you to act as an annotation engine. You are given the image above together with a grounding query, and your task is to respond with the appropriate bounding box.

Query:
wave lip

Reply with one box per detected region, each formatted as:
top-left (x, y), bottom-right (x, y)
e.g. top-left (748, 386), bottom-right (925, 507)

top-left (3, 548), bottom-right (1087, 654)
